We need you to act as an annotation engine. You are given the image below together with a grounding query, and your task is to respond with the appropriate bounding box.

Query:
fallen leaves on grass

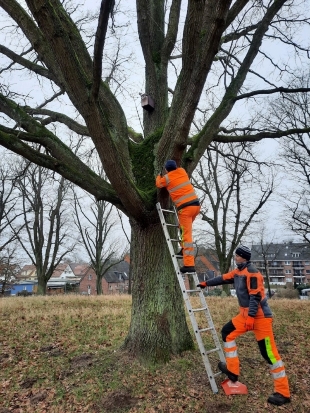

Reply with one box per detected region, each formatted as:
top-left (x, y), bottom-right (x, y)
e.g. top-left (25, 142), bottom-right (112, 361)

top-left (0, 295), bottom-right (309, 413)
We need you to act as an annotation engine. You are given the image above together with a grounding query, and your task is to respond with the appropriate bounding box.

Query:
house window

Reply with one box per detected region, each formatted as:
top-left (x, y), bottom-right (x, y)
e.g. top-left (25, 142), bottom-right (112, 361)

top-left (284, 261), bottom-right (290, 265)
top-left (305, 261), bottom-right (310, 265)
top-left (306, 270), bottom-right (310, 274)
top-left (88, 274), bottom-right (92, 280)
top-left (285, 270), bottom-right (291, 274)
top-left (292, 253), bottom-right (300, 258)
top-left (87, 285), bottom-right (91, 295)
top-left (109, 284), bottom-right (112, 290)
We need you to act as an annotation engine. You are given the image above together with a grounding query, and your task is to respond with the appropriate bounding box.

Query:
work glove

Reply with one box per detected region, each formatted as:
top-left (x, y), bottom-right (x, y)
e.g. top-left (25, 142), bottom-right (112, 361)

top-left (245, 316), bottom-right (255, 331)
top-left (196, 281), bottom-right (207, 289)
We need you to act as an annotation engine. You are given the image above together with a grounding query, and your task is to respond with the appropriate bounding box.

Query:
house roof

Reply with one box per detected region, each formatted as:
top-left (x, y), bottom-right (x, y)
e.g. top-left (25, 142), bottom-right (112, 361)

top-left (104, 261), bottom-right (130, 283)
top-left (20, 264), bottom-right (36, 272)
top-left (196, 255), bottom-right (218, 272)
top-left (51, 263), bottom-right (71, 277)
top-left (47, 277), bottom-right (81, 287)
top-left (251, 242), bottom-right (310, 261)
top-left (16, 264), bottom-right (37, 279)
top-left (69, 263), bottom-right (90, 276)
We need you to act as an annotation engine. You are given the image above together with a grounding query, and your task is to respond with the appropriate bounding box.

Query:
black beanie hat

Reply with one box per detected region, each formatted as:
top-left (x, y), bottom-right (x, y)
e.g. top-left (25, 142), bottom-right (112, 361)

top-left (165, 160), bottom-right (177, 172)
top-left (235, 245), bottom-right (251, 261)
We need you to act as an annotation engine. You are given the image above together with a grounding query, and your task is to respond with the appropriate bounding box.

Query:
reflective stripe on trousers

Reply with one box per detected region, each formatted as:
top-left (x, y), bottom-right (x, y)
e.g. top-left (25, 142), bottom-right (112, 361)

top-left (178, 206), bottom-right (200, 266)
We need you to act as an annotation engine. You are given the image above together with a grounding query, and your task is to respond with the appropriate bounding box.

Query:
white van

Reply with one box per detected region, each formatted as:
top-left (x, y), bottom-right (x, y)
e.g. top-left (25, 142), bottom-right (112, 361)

top-left (300, 289), bottom-right (310, 300)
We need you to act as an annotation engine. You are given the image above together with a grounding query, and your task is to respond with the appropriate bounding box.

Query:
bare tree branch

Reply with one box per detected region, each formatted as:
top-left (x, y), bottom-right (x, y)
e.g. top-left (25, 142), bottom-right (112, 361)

top-left (92, 0), bottom-right (115, 99)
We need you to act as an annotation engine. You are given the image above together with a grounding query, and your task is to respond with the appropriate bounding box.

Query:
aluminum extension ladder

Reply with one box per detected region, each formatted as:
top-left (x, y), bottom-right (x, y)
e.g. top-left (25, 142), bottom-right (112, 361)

top-left (156, 202), bottom-right (226, 393)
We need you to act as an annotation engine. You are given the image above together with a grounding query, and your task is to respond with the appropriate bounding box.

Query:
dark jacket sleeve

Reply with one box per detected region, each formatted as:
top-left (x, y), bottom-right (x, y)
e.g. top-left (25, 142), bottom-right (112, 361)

top-left (248, 294), bottom-right (261, 317)
top-left (207, 275), bottom-right (234, 287)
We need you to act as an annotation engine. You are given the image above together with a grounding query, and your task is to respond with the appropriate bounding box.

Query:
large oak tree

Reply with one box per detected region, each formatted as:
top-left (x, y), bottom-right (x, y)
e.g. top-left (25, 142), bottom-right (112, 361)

top-left (0, 0), bottom-right (310, 363)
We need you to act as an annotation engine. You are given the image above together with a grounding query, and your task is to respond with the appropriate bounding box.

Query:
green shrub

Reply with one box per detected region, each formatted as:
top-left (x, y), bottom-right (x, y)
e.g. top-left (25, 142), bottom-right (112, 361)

top-left (275, 288), bottom-right (299, 299)
top-left (205, 288), bottom-right (222, 297)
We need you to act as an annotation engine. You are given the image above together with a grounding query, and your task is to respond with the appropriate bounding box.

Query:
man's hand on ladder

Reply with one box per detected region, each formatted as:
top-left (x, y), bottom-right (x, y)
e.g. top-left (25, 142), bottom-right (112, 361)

top-left (197, 281), bottom-right (207, 289)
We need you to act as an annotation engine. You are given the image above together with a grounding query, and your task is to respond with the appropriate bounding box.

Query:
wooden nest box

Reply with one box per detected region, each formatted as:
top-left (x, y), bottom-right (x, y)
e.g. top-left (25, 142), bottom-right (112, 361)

top-left (141, 94), bottom-right (155, 111)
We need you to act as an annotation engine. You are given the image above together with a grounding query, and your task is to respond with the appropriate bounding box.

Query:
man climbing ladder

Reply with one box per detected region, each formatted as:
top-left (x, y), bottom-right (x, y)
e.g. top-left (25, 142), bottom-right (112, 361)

top-left (155, 160), bottom-right (200, 273)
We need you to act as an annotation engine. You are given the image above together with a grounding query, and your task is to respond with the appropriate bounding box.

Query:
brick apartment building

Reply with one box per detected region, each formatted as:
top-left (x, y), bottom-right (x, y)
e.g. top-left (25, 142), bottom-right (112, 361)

top-left (251, 242), bottom-right (310, 286)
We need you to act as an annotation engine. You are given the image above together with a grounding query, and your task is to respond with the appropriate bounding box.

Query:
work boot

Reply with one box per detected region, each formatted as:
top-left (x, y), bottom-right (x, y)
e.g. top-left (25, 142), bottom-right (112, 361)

top-left (218, 362), bottom-right (238, 382)
top-left (267, 393), bottom-right (291, 406)
top-left (180, 266), bottom-right (195, 273)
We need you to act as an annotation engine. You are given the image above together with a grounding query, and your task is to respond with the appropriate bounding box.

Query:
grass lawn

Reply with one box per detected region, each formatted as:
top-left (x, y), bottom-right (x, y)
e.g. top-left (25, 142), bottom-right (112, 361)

top-left (0, 295), bottom-right (309, 413)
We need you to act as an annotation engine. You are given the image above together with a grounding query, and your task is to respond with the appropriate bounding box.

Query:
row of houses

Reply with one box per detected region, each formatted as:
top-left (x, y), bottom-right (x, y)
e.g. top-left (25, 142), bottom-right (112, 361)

top-left (251, 242), bottom-right (310, 286)
top-left (2, 258), bottom-right (131, 296)
top-left (1, 249), bottom-right (221, 296)
top-left (5, 242), bottom-right (307, 296)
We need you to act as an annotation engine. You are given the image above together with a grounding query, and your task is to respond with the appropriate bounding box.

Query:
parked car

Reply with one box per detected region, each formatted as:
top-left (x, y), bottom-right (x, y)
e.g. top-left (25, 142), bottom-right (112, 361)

top-left (17, 290), bottom-right (33, 297)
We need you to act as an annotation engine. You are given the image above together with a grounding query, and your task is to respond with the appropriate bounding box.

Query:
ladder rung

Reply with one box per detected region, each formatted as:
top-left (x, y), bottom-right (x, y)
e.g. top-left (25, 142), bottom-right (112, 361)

top-left (165, 223), bottom-right (179, 227)
top-left (161, 208), bottom-right (176, 213)
top-left (186, 288), bottom-right (201, 293)
top-left (205, 347), bottom-right (219, 355)
top-left (213, 371), bottom-right (222, 378)
top-left (199, 327), bottom-right (214, 333)
top-left (192, 307), bottom-right (207, 312)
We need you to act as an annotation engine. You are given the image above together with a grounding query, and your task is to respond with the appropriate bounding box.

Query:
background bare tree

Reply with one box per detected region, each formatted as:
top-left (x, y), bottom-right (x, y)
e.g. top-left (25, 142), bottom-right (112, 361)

top-left (251, 230), bottom-right (281, 298)
top-left (0, 155), bottom-right (24, 251)
top-left (73, 188), bottom-right (128, 294)
top-left (0, 245), bottom-right (20, 296)
top-left (264, 74), bottom-right (310, 243)
top-left (193, 141), bottom-right (274, 279)
top-left (0, 1), bottom-right (310, 362)
top-left (12, 161), bottom-right (75, 294)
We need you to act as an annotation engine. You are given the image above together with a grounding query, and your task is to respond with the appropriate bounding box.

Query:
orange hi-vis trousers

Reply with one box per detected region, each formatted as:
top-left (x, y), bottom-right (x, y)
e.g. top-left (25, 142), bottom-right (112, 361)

top-left (178, 205), bottom-right (200, 267)
top-left (221, 313), bottom-right (290, 398)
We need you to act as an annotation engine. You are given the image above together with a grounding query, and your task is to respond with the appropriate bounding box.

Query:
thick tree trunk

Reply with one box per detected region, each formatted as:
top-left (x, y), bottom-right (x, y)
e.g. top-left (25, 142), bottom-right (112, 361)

top-left (124, 219), bottom-right (194, 363)
top-left (96, 274), bottom-right (103, 295)
top-left (37, 274), bottom-right (47, 295)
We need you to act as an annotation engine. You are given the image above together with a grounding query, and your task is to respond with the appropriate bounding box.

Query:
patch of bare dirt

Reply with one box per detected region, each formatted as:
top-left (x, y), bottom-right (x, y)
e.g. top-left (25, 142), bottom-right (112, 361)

top-left (203, 402), bottom-right (232, 413)
top-left (40, 344), bottom-right (63, 357)
top-left (0, 353), bottom-right (9, 363)
top-left (20, 377), bottom-right (37, 389)
top-left (30, 390), bottom-right (47, 404)
top-left (70, 353), bottom-right (95, 369)
top-left (96, 389), bottom-right (138, 413)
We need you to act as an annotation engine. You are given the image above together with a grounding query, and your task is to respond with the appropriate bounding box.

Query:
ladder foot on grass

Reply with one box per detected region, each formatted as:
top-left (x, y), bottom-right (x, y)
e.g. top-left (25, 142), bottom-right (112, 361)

top-left (221, 379), bottom-right (248, 395)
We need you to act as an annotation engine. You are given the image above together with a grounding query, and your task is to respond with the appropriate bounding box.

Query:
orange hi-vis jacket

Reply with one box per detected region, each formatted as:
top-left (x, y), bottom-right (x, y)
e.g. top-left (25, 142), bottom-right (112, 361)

top-left (206, 263), bottom-right (273, 319)
top-left (155, 168), bottom-right (199, 210)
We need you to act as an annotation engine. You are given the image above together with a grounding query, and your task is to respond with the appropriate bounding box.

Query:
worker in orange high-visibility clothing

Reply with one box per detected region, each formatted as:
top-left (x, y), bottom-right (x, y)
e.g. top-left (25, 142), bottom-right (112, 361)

top-left (156, 160), bottom-right (200, 273)
top-left (197, 245), bottom-right (291, 406)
